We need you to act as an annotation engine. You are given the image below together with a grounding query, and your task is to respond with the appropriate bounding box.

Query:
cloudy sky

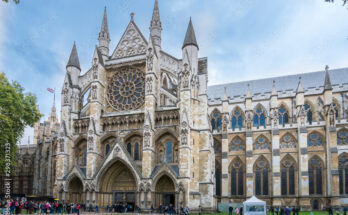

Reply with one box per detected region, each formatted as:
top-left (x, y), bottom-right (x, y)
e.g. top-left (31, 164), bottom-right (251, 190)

top-left (1, 0), bottom-right (348, 144)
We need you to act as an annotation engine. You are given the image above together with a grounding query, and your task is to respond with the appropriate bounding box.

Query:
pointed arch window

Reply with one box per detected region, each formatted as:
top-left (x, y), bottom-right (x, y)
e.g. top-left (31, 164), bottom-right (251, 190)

top-left (230, 137), bottom-right (244, 151)
top-left (232, 109), bottom-right (243, 131)
top-left (127, 142), bottom-right (132, 156)
top-left (254, 158), bottom-right (269, 196)
top-left (280, 134), bottom-right (296, 149)
top-left (254, 107), bottom-right (266, 129)
top-left (254, 135), bottom-right (269, 150)
top-left (231, 160), bottom-right (244, 196)
top-left (339, 154), bottom-right (348, 194)
top-left (304, 104), bottom-right (313, 125)
top-left (278, 106), bottom-right (289, 127)
top-left (105, 144), bottom-right (110, 155)
top-left (281, 158), bottom-right (295, 195)
top-left (309, 157), bottom-right (323, 195)
top-left (166, 141), bottom-right (173, 163)
top-left (134, 142), bottom-right (140, 161)
top-left (308, 132), bottom-right (323, 147)
top-left (338, 130), bottom-right (348, 146)
top-left (211, 111), bottom-right (222, 132)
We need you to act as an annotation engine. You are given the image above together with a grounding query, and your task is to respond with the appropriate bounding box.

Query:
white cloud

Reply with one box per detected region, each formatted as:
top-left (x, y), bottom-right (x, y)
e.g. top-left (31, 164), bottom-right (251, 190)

top-left (0, 4), bottom-right (10, 70)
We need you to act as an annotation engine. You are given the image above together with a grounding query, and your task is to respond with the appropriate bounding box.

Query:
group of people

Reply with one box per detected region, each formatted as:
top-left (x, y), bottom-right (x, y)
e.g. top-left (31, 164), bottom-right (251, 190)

top-left (270, 206), bottom-right (300, 215)
top-left (229, 206), bottom-right (244, 215)
top-left (105, 202), bottom-right (137, 213)
top-left (0, 200), bottom-right (84, 214)
top-left (328, 206), bottom-right (348, 215)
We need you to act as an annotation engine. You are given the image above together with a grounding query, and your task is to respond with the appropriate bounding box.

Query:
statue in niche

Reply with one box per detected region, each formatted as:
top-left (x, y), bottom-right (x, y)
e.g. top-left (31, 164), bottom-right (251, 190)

top-left (146, 48), bottom-right (153, 72)
top-left (63, 83), bottom-right (69, 104)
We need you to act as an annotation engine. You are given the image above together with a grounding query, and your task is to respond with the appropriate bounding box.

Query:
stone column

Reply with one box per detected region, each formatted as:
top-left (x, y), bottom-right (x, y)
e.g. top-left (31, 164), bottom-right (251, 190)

top-left (271, 124), bottom-right (281, 205)
top-left (246, 130), bottom-right (254, 197)
top-left (46, 141), bottom-right (53, 196)
top-left (221, 113), bottom-right (229, 199)
top-left (325, 104), bottom-right (340, 206)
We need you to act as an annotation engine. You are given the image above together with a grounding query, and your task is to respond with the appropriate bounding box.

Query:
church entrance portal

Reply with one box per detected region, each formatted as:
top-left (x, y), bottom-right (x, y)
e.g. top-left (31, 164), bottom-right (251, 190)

top-left (98, 161), bottom-right (137, 210)
top-left (154, 175), bottom-right (176, 208)
top-left (67, 176), bottom-right (83, 203)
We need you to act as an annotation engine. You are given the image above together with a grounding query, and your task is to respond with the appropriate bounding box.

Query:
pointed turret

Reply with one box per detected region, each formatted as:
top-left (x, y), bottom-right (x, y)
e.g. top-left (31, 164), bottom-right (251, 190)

top-left (150, 0), bottom-right (162, 53)
top-left (271, 80), bottom-right (277, 96)
top-left (324, 65), bottom-right (332, 91)
top-left (246, 84), bottom-right (252, 98)
top-left (222, 87), bottom-right (228, 101)
top-left (182, 18), bottom-right (199, 50)
top-left (66, 42), bottom-right (81, 70)
top-left (296, 77), bottom-right (304, 94)
top-left (99, 7), bottom-right (110, 56)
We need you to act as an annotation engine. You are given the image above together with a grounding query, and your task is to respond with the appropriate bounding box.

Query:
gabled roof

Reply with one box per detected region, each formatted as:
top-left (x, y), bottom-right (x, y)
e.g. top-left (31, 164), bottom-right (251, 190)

top-left (207, 67), bottom-right (348, 102)
top-left (182, 18), bottom-right (199, 49)
top-left (111, 18), bottom-right (148, 59)
top-left (66, 42), bottom-right (81, 70)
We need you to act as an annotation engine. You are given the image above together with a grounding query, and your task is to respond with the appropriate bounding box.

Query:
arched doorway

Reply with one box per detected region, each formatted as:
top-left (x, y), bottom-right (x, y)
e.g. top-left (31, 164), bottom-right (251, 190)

top-left (98, 161), bottom-right (137, 211)
top-left (154, 175), bottom-right (176, 208)
top-left (67, 177), bottom-right (83, 203)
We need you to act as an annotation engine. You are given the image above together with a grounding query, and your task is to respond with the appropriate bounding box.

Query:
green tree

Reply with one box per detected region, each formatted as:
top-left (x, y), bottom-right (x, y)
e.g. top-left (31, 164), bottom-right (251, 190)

top-left (0, 73), bottom-right (41, 175)
top-left (1, 0), bottom-right (19, 3)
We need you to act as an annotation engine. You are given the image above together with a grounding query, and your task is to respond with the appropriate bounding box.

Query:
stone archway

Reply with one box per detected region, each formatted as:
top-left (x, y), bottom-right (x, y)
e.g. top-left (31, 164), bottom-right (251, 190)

top-left (154, 175), bottom-right (176, 208)
top-left (67, 177), bottom-right (83, 203)
top-left (98, 161), bottom-right (137, 211)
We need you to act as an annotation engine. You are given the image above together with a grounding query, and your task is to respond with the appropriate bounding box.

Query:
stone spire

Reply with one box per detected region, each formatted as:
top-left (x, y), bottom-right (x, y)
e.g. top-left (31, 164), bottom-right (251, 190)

top-left (324, 65), bottom-right (333, 90)
top-left (182, 18), bottom-right (199, 50)
top-left (66, 42), bottom-right (81, 70)
top-left (296, 77), bottom-right (304, 94)
top-left (246, 84), bottom-right (252, 98)
top-left (222, 87), bottom-right (228, 101)
top-left (271, 80), bottom-right (277, 96)
top-left (150, 0), bottom-right (162, 52)
top-left (99, 7), bottom-right (110, 56)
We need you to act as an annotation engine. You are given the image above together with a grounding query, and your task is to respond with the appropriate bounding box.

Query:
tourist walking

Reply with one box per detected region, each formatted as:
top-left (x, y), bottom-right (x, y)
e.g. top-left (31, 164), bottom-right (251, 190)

top-left (229, 206), bottom-right (234, 215)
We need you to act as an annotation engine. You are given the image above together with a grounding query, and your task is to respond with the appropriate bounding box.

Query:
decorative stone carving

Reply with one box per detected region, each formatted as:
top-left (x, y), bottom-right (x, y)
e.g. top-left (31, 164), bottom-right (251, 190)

top-left (179, 63), bottom-right (190, 89)
top-left (91, 85), bottom-right (97, 100)
top-left (246, 111), bottom-right (252, 130)
top-left (107, 66), bottom-right (145, 111)
top-left (112, 23), bottom-right (147, 59)
top-left (143, 125), bottom-right (151, 148)
top-left (59, 138), bottom-right (64, 153)
top-left (222, 114), bottom-right (229, 132)
top-left (63, 83), bottom-right (69, 104)
top-left (87, 136), bottom-right (93, 151)
top-left (146, 76), bottom-right (153, 94)
top-left (180, 121), bottom-right (188, 145)
top-left (146, 48), bottom-right (153, 72)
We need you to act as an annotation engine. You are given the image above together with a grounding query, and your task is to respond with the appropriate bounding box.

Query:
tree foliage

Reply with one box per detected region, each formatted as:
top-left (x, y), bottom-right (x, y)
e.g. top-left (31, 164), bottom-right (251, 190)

top-left (325, 0), bottom-right (348, 6)
top-left (0, 73), bottom-right (41, 175)
top-left (2, 0), bottom-right (19, 4)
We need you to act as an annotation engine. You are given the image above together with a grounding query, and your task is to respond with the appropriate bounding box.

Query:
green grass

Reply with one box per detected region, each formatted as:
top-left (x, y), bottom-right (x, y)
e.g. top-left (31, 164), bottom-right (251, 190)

top-left (191, 212), bottom-right (331, 215)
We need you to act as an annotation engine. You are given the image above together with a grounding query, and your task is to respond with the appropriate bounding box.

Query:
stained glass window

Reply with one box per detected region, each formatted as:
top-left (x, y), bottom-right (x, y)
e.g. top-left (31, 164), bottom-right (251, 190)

top-left (166, 142), bottom-right (173, 163)
top-left (337, 130), bottom-right (348, 146)
top-left (127, 142), bottom-right (132, 156)
top-left (254, 107), bottom-right (266, 129)
top-left (107, 67), bottom-right (145, 111)
top-left (231, 160), bottom-right (244, 196)
top-left (280, 134), bottom-right (296, 149)
top-left (278, 106), bottom-right (289, 127)
top-left (339, 154), bottom-right (348, 194)
top-left (254, 135), bottom-right (269, 150)
top-left (308, 132), bottom-right (323, 147)
top-left (134, 142), bottom-right (139, 161)
top-left (281, 158), bottom-right (295, 195)
top-left (105, 144), bottom-right (110, 155)
top-left (230, 137), bottom-right (244, 151)
top-left (309, 157), bottom-right (323, 195)
top-left (232, 109), bottom-right (243, 131)
top-left (255, 158), bottom-right (269, 195)
top-left (211, 111), bottom-right (222, 131)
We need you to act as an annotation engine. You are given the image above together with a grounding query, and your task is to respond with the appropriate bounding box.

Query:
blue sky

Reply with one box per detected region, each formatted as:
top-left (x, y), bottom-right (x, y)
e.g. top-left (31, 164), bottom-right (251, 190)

top-left (1, 0), bottom-right (348, 144)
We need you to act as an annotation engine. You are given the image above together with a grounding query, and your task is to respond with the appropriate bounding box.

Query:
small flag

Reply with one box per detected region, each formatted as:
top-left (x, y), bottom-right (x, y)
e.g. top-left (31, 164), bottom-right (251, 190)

top-left (47, 88), bottom-right (55, 93)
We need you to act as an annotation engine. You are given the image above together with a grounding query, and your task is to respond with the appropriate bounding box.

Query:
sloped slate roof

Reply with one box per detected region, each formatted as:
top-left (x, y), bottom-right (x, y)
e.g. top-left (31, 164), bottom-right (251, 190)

top-left (182, 18), bottom-right (198, 49)
top-left (207, 68), bottom-right (348, 103)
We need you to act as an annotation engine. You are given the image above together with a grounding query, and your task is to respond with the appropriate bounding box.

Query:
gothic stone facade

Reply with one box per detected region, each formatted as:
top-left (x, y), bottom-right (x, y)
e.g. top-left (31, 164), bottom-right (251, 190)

top-left (32, 1), bottom-right (348, 211)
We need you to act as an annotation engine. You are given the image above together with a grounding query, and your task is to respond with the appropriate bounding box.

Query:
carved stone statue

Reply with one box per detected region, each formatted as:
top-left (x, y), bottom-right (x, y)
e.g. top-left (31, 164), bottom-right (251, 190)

top-left (246, 111), bottom-right (252, 130)
top-left (180, 63), bottom-right (190, 89)
top-left (180, 121), bottom-right (188, 145)
top-left (59, 138), bottom-right (64, 153)
top-left (143, 125), bottom-right (151, 147)
top-left (146, 76), bottom-right (153, 94)
top-left (329, 110), bottom-right (335, 127)
top-left (91, 85), bottom-right (97, 100)
top-left (146, 48), bottom-right (153, 72)
top-left (63, 83), bottom-right (69, 104)
top-left (88, 136), bottom-right (94, 151)
top-left (222, 114), bottom-right (229, 132)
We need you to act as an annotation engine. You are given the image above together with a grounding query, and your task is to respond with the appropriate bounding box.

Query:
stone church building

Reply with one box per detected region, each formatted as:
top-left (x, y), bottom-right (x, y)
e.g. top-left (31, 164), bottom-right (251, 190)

top-left (30, 0), bottom-right (348, 211)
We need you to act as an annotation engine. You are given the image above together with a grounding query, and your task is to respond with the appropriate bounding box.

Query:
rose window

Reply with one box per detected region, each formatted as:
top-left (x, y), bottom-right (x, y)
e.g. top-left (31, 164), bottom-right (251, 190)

top-left (107, 67), bottom-right (145, 111)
